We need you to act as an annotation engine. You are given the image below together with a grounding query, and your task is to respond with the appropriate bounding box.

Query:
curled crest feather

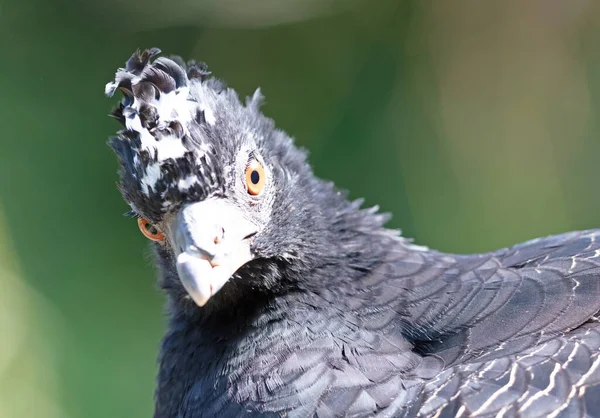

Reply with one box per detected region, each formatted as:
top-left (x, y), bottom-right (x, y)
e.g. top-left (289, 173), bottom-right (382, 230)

top-left (105, 48), bottom-right (267, 222)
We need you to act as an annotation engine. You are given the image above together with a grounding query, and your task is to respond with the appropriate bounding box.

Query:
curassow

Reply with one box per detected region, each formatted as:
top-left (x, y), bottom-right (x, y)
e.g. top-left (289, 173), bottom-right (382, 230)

top-left (105, 48), bottom-right (600, 417)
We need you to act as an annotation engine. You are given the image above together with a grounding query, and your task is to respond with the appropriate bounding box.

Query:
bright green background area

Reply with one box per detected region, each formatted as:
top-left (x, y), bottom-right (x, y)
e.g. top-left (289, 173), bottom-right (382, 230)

top-left (1, 1), bottom-right (599, 416)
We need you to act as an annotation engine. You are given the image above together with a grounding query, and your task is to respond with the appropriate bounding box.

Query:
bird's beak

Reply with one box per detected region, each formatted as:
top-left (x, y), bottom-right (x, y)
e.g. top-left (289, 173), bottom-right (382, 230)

top-left (166, 198), bottom-right (258, 307)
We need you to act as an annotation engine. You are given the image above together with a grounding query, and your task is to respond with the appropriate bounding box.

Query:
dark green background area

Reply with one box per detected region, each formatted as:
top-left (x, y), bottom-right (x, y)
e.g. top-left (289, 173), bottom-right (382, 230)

top-left (0, 1), bottom-right (599, 416)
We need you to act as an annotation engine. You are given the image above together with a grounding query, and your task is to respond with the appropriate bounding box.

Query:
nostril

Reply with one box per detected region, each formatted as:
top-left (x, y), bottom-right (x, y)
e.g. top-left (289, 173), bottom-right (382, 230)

top-left (213, 227), bottom-right (225, 244)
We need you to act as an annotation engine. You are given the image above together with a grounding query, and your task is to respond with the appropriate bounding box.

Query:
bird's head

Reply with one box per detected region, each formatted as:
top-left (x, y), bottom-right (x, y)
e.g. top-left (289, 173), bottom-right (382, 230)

top-left (106, 48), bottom-right (361, 309)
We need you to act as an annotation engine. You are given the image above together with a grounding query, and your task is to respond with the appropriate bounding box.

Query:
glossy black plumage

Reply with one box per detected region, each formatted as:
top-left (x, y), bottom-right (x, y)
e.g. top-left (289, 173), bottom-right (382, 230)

top-left (106, 50), bottom-right (600, 417)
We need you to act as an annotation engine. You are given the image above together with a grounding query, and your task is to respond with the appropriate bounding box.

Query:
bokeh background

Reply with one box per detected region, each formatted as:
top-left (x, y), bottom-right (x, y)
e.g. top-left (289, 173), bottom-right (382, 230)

top-left (1, 0), bottom-right (600, 416)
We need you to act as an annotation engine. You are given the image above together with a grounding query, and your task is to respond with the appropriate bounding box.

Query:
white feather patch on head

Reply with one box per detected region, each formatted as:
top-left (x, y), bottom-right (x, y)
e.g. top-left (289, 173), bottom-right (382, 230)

top-left (122, 80), bottom-right (221, 195)
top-left (177, 175), bottom-right (200, 190)
top-left (125, 113), bottom-right (159, 155)
top-left (140, 162), bottom-right (161, 195)
top-left (108, 57), bottom-right (223, 198)
top-left (154, 135), bottom-right (190, 162)
top-left (105, 81), bottom-right (118, 96)
top-left (154, 87), bottom-right (194, 128)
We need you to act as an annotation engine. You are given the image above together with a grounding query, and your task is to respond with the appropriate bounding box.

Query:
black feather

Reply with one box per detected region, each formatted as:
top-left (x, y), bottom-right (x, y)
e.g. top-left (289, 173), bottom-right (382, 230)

top-left (125, 47), bottom-right (161, 74)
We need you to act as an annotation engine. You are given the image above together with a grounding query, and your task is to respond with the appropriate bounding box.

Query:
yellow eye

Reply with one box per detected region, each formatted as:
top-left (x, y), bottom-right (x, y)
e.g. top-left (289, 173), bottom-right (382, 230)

top-left (137, 217), bottom-right (165, 242)
top-left (245, 159), bottom-right (266, 195)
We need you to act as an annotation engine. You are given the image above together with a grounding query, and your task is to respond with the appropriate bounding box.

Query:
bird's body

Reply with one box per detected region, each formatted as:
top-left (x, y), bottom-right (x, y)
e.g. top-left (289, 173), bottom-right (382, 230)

top-left (155, 230), bottom-right (600, 417)
top-left (106, 49), bottom-right (600, 417)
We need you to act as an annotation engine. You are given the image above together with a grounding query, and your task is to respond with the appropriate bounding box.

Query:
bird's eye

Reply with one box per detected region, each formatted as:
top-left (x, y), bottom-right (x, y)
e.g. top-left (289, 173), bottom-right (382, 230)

top-left (137, 217), bottom-right (165, 242)
top-left (245, 159), bottom-right (266, 195)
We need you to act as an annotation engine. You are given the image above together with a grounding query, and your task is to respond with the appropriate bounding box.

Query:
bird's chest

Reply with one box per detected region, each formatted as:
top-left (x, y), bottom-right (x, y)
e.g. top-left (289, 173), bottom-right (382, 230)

top-left (157, 306), bottom-right (417, 417)
top-left (158, 318), bottom-right (323, 417)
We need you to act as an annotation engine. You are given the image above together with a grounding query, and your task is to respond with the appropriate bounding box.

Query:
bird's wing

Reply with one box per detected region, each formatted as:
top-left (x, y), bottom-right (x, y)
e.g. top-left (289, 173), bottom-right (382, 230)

top-left (417, 319), bottom-right (600, 417)
top-left (399, 230), bottom-right (600, 365)
top-left (397, 230), bottom-right (600, 417)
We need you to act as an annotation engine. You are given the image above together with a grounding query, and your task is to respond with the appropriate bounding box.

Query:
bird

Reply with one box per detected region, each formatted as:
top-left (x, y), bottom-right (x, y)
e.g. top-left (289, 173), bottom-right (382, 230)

top-left (105, 48), bottom-right (600, 418)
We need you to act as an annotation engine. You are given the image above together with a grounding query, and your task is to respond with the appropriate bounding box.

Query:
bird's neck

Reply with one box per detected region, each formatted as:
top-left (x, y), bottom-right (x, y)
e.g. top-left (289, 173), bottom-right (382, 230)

top-left (155, 180), bottom-right (404, 323)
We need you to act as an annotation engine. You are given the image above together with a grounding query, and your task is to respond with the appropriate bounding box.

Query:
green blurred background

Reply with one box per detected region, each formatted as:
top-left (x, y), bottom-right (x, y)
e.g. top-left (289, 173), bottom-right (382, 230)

top-left (1, 0), bottom-right (600, 416)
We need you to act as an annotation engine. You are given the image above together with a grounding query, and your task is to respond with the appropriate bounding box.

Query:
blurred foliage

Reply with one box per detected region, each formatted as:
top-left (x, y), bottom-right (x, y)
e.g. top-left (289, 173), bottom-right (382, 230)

top-left (0, 211), bottom-right (64, 418)
top-left (0, 0), bottom-right (599, 416)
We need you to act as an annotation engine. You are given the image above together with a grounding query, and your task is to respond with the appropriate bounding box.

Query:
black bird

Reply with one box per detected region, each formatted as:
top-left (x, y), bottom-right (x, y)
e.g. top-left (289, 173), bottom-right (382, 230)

top-left (106, 49), bottom-right (600, 417)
